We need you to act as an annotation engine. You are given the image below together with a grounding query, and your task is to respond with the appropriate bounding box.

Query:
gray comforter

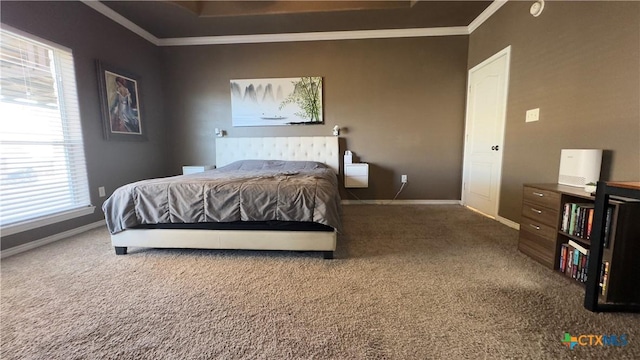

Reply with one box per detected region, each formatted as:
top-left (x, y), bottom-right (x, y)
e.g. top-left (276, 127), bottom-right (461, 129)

top-left (102, 160), bottom-right (342, 234)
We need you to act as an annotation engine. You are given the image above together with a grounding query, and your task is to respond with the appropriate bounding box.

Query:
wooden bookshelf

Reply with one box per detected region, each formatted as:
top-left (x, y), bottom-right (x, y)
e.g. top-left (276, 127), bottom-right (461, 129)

top-left (518, 183), bottom-right (640, 305)
top-left (585, 182), bottom-right (640, 312)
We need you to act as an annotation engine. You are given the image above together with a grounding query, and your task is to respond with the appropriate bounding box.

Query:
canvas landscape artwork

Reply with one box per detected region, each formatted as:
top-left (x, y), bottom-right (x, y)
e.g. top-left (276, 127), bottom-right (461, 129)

top-left (230, 77), bottom-right (323, 126)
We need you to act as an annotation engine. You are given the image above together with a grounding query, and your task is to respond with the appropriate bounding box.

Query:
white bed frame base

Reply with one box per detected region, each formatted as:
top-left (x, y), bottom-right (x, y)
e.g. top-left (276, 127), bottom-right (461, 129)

top-left (111, 136), bottom-right (340, 258)
top-left (112, 229), bottom-right (336, 252)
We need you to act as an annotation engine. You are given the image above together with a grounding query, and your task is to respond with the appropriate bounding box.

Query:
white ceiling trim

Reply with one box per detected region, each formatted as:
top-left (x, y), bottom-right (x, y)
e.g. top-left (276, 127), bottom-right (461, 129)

top-left (81, 0), bottom-right (160, 45)
top-left (468, 0), bottom-right (508, 33)
top-left (159, 27), bottom-right (469, 46)
top-left (83, 0), bottom-right (507, 47)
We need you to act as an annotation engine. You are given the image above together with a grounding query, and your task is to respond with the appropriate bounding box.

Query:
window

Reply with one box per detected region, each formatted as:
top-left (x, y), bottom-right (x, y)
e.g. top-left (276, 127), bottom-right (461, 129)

top-left (0, 26), bottom-right (93, 236)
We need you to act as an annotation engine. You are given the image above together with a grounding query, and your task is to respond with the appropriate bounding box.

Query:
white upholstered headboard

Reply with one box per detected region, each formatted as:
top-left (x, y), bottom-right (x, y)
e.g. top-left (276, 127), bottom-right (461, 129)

top-left (215, 136), bottom-right (339, 173)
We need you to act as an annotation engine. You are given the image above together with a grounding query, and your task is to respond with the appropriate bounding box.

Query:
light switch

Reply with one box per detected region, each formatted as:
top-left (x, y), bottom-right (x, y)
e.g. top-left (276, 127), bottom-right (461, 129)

top-left (526, 108), bottom-right (540, 122)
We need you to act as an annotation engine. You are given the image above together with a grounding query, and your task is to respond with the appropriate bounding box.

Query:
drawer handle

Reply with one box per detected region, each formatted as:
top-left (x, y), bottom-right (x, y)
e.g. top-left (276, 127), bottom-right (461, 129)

top-left (532, 192), bottom-right (544, 197)
top-left (529, 224), bottom-right (541, 230)
top-left (530, 208), bottom-right (543, 214)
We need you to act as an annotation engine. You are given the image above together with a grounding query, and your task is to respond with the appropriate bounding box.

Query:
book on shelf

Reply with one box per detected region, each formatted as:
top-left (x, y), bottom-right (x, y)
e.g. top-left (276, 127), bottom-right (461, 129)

top-left (562, 247), bottom-right (573, 277)
top-left (577, 205), bottom-right (594, 238)
top-left (559, 243), bottom-right (568, 272)
top-left (561, 243), bottom-right (611, 291)
top-left (560, 244), bottom-right (573, 274)
top-left (561, 202), bottom-right (609, 243)
top-left (559, 241), bottom-right (590, 283)
top-left (603, 206), bottom-right (614, 248)
top-left (586, 208), bottom-right (594, 240)
top-left (600, 261), bottom-right (610, 296)
top-left (561, 246), bottom-right (574, 278)
top-left (568, 203), bottom-right (578, 235)
top-left (561, 203), bottom-right (579, 235)
top-left (577, 252), bottom-right (587, 283)
top-left (561, 203), bottom-right (571, 233)
top-left (571, 249), bottom-right (581, 280)
top-left (568, 240), bottom-right (589, 255)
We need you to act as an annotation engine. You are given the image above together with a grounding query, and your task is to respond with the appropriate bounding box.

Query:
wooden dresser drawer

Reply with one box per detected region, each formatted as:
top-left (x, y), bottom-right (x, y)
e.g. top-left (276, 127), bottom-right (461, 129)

top-left (520, 217), bottom-right (557, 240)
top-left (518, 229), bottom-right (556, 269)
top-left (523, 186), bottom-right (561, 209)
top-left (521, 202), bottom-right (559, 228)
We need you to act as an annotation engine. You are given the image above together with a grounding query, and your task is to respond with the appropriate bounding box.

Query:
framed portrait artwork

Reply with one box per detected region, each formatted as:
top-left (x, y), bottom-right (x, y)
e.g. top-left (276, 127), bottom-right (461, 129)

top-left (96, 61), bottom-right (145, 141)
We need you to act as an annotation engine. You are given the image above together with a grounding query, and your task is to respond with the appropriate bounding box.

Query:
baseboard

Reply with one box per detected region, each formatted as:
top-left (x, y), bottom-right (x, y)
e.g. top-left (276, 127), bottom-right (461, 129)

top-left (1, 220), bottom-right (106, 259)
top-left (496, 215), bottom-right (520, 230)
top-left (463, 205), bottom-right (520, 230)
top-left (342, 199), bottom-right (462, 205)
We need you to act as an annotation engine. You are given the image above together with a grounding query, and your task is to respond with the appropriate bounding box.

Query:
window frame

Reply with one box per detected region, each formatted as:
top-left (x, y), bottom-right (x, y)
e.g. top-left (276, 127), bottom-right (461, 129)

top-left (0, 24), bottom-right (95, 236)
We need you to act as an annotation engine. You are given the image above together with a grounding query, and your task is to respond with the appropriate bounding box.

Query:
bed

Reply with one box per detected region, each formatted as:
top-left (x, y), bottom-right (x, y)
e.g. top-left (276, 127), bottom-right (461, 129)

top-left (102, 136), bottom-right (341, 259)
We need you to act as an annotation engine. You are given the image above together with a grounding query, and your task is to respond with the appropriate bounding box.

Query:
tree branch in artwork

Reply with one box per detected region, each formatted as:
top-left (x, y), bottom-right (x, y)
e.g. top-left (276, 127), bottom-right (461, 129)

top-left (279, 77), bottom-right (322, 123)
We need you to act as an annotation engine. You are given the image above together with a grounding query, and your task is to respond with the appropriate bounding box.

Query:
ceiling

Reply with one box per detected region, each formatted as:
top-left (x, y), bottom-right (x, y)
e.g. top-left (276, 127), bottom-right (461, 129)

top-left (100, 1), bottom-right (494, 39)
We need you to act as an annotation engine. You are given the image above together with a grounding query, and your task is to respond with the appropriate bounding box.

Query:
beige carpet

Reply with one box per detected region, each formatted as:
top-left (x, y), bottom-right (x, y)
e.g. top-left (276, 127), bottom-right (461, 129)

top-left (2, 205), bottom-right (639, 359)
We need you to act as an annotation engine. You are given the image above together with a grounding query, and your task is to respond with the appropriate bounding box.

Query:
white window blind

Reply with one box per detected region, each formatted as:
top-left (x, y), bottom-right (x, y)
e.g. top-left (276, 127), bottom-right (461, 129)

top-left (0, 27), bottom-right (93, 235)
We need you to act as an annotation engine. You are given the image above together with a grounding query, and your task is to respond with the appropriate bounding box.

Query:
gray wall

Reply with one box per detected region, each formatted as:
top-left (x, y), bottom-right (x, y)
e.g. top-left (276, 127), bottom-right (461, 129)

top-left (0, 1), bottom-right (168, 250)
top-left (162, 37), bottom-right (469, 200)
top-left (469, 1), bottom-right (640, 223)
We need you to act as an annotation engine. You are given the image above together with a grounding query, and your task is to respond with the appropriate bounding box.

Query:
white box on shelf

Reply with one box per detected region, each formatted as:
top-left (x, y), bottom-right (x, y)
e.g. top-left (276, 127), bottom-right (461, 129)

top-left (558, 149), bottom-right (602, 187)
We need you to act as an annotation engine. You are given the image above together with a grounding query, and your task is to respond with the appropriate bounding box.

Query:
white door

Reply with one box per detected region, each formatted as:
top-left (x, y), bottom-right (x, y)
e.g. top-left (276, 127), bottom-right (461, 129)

top-left (462, 46), bottom-right (511, 218)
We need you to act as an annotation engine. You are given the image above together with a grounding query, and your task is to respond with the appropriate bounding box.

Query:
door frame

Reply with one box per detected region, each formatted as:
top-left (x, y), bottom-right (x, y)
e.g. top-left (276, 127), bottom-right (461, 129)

top-left (461, 45), bottom-right (511, 218)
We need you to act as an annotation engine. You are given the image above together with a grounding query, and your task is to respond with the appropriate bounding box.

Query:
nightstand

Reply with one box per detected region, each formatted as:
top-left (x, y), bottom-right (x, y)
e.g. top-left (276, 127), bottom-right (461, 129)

top-left (344, 163), bottom-right (369, 188)
top-left (182, 165), bottom-right (215, 175)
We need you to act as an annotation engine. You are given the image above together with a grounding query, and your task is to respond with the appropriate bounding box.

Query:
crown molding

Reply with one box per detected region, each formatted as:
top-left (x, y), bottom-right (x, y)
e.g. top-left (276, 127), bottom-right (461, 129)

top-left (159, 26), bottom-right (469, 46)
top-left (81, 0), bottom-right (160, 46)
top-left (468, 0), bottom-right (508, 33)
top-left (83, 0), bottom-right (505, 47)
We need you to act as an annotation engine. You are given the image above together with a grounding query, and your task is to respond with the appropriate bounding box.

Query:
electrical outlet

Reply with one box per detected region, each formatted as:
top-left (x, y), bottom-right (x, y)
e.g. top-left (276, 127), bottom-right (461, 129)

top-left (98, 186), bottom-right (106, 197)
top-left (401, 175), bottom-right (408, 183)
